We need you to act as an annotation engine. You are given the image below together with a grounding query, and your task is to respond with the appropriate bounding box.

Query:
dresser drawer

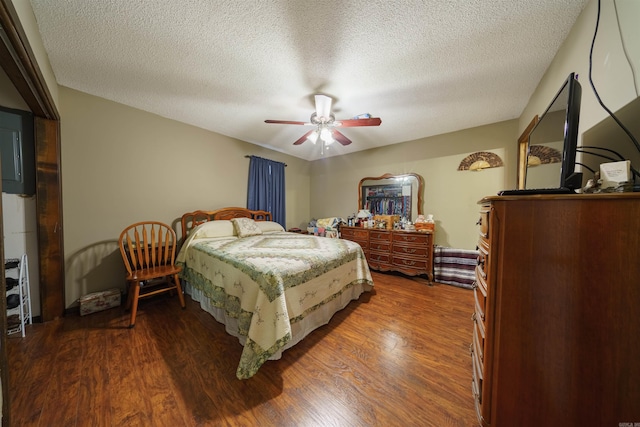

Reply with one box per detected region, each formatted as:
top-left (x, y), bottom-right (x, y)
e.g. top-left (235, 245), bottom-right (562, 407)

top-left (369, 241), bottom-right (391, 252)
top-left (392, 245), bottom-right (430, 258)
top-left (473, 310), bottom-right (485, 343)
top-left (392, 232), bottom-right (430, 245)
top-left (474, 284), bottom-right (486, 322)
top-left (341, 227), bottom-right (368, 241)
top-left (340, 227), bottom-right (354, 237)
top-left (472, 340), bottom-right (483, 382)
top-left (392, 256), bottom-right (429, 271)
top-left (369, 251), bottom-right (391, 265)
top-left (478, 207), bottom-right (490, 239)
top-left (476, 241), bottom-right (489, 281)
top-left (476, 268), bottom-right (488, 296)
top-left (472, 380), bottom-right (483, 426)
top-left (473, 313), bottom-right (485, 362)
top-left (471, 342), bottom-right (483, 401)
top-left (369, 230), bottom-right (392, 242)
top-left (341, 227), bottom-right (368, 248)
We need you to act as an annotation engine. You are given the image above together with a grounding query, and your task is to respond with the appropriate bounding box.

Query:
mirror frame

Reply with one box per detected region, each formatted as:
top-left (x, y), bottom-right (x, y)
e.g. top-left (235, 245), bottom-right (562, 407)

top-left (517, 115), bottom-right (539, 190)
top-left (358, 172), bottom-right (425, 217)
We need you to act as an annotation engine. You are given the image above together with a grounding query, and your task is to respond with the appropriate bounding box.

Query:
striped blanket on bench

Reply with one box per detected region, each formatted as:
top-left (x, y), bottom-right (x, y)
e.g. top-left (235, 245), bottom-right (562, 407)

top-left (433, 246), bottom-right (478, 289)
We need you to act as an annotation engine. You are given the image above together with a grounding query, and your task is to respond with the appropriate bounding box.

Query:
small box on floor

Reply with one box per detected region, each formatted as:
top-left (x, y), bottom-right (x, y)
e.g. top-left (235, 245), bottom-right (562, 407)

top-left (79, 288), bottom-right (121, 316)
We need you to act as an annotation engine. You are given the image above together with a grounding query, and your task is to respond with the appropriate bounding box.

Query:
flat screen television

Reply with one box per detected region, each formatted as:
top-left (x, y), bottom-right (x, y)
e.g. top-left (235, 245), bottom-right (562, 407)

top-left (500, 73), bottom-right (582, 195)
top-left (526, 73), bottom-right (583, 191)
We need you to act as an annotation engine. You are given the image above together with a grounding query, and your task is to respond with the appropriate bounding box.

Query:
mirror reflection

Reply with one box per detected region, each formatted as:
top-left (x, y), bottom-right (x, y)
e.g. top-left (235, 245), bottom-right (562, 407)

top-left (525, 89), bottom-right (566, 189)
top-left (526, 141), bottom-right (563, 189)
top-left (358, 173), bottom-right (424, 221)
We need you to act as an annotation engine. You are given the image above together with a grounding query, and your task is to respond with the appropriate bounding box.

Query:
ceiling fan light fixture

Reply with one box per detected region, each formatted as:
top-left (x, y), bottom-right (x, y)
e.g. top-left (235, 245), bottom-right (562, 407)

top-left (320, 127), bottom-right (333, 144)
top-left (307, 130), bottom-right (319, 144)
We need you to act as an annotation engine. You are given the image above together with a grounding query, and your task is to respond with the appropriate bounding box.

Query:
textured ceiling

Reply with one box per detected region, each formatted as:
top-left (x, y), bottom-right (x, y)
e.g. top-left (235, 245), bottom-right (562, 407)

top-left (29, 0), bottom-right (589, 161)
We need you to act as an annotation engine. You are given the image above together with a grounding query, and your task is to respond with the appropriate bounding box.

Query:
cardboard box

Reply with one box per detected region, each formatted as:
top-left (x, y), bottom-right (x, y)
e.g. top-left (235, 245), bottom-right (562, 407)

top-left (79, 288), bottom-right (121, 316)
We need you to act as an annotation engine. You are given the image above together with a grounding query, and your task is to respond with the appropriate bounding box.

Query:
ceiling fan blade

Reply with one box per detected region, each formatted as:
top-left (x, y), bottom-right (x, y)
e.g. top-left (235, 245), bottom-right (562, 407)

top-left (332, 130), bottom-right (352, 146)
top-left (265, 120), bottom-right (311, 125)
top-left (315, 94), bottom-right (333, 121)
top-left (334, 117), bottom-right (382, 127)
top-left (293, 130), bottom-right (315, 145)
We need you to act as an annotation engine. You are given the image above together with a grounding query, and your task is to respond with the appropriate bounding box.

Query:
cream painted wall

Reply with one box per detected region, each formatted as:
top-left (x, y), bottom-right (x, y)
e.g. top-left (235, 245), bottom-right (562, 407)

top-left (60, 87), bottom-right (311, 307)
top-left (520, 0), bottom-right (640, 175)
top-left (310, 120), bottom-right (518, 250)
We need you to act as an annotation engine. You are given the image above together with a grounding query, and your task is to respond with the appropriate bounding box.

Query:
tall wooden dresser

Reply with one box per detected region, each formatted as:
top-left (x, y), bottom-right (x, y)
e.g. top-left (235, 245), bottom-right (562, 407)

top-left (471, 193), bottom-right (640, 426)
top-left (340, 226), bottom-right (434, 282)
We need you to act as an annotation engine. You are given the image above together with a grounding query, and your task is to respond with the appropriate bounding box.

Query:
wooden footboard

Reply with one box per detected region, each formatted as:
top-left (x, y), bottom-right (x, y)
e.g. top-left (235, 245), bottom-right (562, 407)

top-left (181, 207), bottom-right (272, 238)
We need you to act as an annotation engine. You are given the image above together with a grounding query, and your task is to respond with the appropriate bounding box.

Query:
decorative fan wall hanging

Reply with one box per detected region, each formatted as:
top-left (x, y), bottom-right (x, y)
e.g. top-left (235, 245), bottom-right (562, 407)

top-left (458, 151), bottom-right (504, 171)
top-left (527, 145), bottom-right (562, 166)
top-left (265, 94), bottom-right (381, 152)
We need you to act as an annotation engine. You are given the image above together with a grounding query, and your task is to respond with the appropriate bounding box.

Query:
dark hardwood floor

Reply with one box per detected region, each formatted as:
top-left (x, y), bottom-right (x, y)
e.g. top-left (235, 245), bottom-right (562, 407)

top-left (7, 272), bottom-right (476, 426)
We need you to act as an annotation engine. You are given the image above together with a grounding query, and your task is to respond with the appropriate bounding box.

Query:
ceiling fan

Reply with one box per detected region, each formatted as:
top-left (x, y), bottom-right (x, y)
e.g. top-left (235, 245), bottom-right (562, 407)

top-left (265, 94), bottom-right (382, 147)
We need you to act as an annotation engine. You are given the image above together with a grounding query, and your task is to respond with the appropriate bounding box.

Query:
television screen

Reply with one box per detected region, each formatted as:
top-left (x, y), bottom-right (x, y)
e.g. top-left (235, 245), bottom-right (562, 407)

top-left (525, 73), bottom-right (582, 191)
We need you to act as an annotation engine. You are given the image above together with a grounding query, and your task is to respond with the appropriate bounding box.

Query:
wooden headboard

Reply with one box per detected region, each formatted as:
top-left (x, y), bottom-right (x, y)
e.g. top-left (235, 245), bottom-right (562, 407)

top-left (180, 207), bottom-right (272, 239)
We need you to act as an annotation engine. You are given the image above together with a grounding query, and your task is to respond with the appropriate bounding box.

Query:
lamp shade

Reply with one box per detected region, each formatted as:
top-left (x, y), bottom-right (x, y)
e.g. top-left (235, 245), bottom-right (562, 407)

top-left (320, 127), bottom-right (333, 144)
top-left (307, 130), bottom-right (319, 144)
top-left (356, 209), bottom-right (371, 219)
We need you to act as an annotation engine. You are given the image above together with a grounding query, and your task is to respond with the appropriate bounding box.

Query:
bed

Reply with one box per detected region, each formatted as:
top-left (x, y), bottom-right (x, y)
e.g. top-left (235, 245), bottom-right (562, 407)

top-left (176, 207), bottom-right (374, 379)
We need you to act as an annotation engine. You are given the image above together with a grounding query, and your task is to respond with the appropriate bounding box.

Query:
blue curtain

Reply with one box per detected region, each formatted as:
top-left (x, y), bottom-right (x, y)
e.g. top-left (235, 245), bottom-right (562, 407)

top-left (247, 156), bottom-right (286, 227)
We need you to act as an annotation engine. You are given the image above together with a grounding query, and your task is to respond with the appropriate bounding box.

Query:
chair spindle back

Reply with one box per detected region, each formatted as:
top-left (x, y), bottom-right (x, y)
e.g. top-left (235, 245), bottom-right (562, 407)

top-left (119, 222), bottom-right (177, 274)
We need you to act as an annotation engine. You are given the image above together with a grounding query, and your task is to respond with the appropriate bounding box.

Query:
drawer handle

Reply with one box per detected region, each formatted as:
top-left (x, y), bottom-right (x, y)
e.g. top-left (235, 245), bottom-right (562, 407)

top-left (402, 236), bottom-right (418, 242)
top-left (476, 217), bottom-right (482, 225)
top-left (401, 260), bottom-right (416, 266)
top-left (477, 258), bottom-right (485, 267)
top-left (471, 281), bottom-right (478, 290)
top-left (400, 248), bottom-right (417, 254)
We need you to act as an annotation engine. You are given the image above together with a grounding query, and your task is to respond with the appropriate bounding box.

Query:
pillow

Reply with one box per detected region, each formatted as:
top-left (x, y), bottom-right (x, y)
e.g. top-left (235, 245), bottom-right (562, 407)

top-left (255, 221), bottom-right (285, 234)
top-left (231, 217), bottom-right (263, 237)
top-left (190, 220), bottom-right (236, 239)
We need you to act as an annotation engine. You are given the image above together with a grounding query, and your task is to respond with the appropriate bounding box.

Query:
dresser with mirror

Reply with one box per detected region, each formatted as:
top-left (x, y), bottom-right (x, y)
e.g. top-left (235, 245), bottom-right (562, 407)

top-left (358, 172), bottom-right (423, 221)
top-left (341, 173), bottom-right (434, 283)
